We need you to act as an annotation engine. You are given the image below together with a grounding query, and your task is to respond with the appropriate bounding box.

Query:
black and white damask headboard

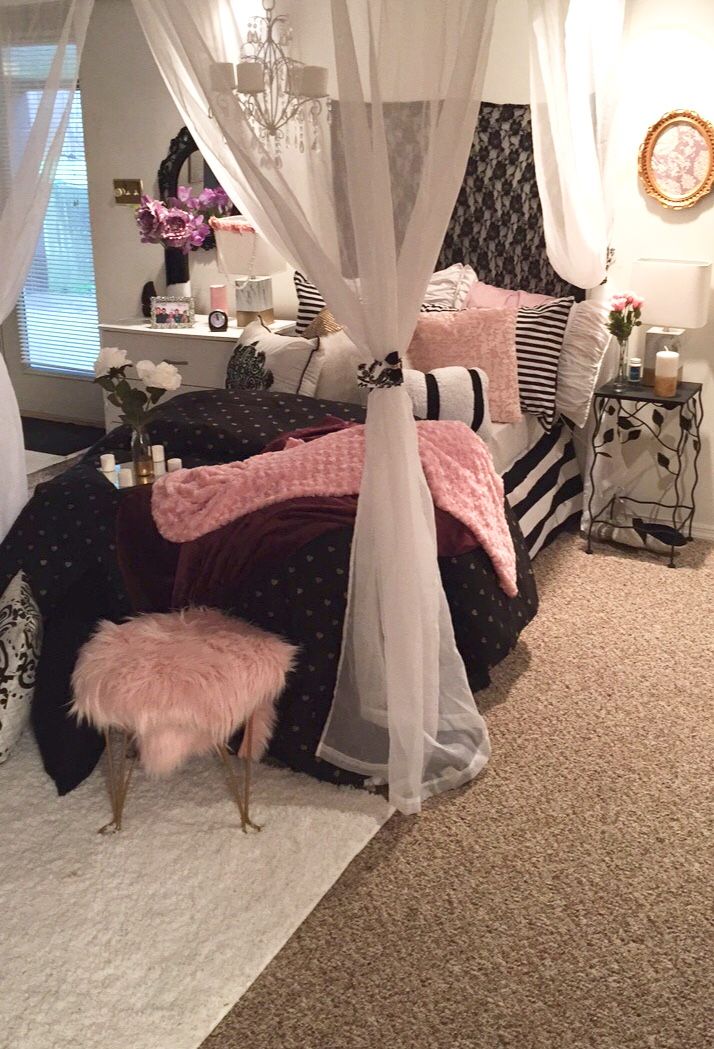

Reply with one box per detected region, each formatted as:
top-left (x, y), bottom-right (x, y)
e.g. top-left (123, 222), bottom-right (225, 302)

top-left (440, 102), bottom-right (584, 301)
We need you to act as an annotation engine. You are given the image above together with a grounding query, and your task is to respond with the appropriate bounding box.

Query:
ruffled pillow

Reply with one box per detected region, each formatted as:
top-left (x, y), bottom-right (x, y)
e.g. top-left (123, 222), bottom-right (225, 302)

top-left (556, 300), bottom-right (612, 428)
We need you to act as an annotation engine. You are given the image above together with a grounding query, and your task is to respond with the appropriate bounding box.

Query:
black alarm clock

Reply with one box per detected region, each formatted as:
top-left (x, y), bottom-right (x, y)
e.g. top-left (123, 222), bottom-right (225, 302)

top-left (208, 309), bottom-right (228, 332)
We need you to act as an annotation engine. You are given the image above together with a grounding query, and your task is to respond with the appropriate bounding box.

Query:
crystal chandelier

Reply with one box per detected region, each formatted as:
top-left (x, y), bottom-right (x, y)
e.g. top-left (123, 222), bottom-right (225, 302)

top-left (228, 0), bottom-right (330, 161)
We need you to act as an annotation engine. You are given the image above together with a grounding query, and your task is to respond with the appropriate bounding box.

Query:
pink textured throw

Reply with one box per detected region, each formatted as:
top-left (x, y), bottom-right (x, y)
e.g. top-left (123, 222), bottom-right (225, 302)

top-left (152, 422), bottom-right (518, 596)
top-left (405, 308), bottom-right (522, 423)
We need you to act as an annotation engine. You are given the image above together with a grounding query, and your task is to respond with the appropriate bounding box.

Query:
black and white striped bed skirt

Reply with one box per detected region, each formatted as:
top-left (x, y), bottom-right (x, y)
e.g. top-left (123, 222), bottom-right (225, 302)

top-left (503, 420), bottom-right (583, 559)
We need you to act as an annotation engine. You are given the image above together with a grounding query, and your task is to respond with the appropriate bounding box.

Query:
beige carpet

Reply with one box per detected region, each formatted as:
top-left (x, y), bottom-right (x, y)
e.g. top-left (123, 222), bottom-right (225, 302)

top-left (198, 534), bottom-right (713, 1049)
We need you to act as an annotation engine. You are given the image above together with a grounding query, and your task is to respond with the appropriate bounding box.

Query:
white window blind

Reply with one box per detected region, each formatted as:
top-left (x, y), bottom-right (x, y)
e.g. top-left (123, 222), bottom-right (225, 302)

top-left (9, 46), bottom-right (99, 376)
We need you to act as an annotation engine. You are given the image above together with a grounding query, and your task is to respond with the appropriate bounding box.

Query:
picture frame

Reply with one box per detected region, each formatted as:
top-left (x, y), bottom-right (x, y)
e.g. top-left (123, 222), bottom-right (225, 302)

top-left (638, 109), bottom-right (714, 210)
top-left (150, 295), bottom-right (195, 329)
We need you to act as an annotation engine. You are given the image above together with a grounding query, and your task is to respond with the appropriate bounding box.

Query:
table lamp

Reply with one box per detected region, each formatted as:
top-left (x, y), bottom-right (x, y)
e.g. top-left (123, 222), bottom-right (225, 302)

top-left (631, 258), bottom-right (711, 385)
top-left (210, 216), bottom-right (286, 325)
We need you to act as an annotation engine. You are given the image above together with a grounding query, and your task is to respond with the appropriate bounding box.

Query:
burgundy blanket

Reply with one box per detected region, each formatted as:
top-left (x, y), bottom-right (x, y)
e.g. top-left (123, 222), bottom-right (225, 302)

top-left (117, 416), bottom-right (481, 614)
top-left (117, 488), bottom-right (479, 614)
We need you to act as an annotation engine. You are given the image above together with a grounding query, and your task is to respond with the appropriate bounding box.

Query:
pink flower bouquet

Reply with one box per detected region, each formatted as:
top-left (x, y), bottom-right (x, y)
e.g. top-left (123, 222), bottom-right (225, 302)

top-left (607, 292), bottom-right (644, 342)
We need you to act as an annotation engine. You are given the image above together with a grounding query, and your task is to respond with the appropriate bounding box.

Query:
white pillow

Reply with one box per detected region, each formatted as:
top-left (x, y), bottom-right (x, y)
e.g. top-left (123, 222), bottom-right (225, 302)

top-left (226, 319), bottom-right (324, 397)
top-left (423, 264), bottom-right (478, 310)
top-left (556, 300), bottom-right (613, 429)
top-left (0, 571), bottom-right (43, 763)
top-left (313, 330), bottom-right (369, 406)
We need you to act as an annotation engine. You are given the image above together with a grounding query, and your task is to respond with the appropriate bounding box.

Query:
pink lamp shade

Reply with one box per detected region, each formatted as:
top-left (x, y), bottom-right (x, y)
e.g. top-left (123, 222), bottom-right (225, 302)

top-left (210, 216), bottom-right (286, 277)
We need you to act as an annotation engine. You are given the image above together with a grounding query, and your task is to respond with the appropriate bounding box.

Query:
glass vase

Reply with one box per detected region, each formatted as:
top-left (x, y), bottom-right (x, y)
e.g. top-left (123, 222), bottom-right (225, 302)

top-left (613, 337), bottom-right (629, 392)
top-left (131, 427), bottom-right (154, 485)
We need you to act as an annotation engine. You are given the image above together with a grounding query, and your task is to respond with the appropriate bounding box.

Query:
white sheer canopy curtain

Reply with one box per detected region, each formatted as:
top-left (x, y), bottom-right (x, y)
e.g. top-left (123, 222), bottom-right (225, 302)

top-left (0, 0), bottom-right (93, 541)
top-left (133, 0), bottom-right (497, 813)
top-left (528, 0), bottom-right (625, 290)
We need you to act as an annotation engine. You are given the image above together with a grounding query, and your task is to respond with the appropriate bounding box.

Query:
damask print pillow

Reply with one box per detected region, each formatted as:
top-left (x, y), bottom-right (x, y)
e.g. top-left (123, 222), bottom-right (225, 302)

top-left (0, 571), bottom-right (43, 763)
top-left (226, 319), bottom-right (324, 397)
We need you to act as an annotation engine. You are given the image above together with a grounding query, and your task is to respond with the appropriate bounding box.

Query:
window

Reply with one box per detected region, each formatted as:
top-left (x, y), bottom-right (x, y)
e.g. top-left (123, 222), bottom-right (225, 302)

top-left (7, 46), bottom-right (99, 376)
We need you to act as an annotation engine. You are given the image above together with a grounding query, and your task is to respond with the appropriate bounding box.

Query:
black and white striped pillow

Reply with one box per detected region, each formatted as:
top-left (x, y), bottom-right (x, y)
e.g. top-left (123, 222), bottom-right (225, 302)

top-left (294, 271), bottom-right (326, 334)
top-left (515, 297), bottom-right (573, 429)
top-left (402, 365), bottom-right (491, 440)
top-left (411, 299), bottom-right (573, 428)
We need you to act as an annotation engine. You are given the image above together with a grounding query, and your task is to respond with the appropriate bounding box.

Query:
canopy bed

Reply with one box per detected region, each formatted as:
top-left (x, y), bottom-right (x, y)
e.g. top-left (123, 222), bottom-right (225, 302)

top-left (0, 0), bottom-right (625, 815)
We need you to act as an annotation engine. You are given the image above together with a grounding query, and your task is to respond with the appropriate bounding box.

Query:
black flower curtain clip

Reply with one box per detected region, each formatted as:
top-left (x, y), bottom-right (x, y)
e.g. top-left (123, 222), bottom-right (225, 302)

top-left (358, 352), bottom-right (404, 389)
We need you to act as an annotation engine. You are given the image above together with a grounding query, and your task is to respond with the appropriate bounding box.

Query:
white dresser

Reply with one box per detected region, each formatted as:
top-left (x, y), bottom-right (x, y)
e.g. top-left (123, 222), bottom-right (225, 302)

top-left (98, 317), bottom-right (294, 431)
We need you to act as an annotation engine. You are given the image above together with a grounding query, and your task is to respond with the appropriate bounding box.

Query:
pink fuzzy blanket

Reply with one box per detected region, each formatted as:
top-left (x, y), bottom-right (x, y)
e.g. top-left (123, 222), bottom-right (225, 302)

top-left (151, 421), bottom-right (517, 596)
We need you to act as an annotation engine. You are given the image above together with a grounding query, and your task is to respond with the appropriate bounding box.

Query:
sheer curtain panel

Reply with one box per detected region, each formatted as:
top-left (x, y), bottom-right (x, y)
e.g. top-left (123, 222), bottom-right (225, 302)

top-left (528, 0), bottom-right (625, 290)
top-left (133, 0), bottom-right (496, 812)
top-left (0, 0), bottom-right (94, 541)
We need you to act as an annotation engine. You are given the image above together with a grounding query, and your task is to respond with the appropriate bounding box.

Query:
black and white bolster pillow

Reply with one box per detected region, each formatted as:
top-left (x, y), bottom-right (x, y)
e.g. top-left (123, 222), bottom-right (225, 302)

top-left (402, 365), bottom-right (492, 440)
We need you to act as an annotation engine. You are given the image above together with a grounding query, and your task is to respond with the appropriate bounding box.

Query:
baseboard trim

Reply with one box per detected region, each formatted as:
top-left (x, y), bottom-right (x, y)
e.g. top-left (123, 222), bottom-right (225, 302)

top-left (691, 521), bottom-right (714, 542)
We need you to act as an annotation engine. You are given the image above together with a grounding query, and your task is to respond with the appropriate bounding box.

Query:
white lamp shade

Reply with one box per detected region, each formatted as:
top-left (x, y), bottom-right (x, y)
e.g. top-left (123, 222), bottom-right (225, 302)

top-left (632, 258), bottom-right (712, 329)
top-left (211, 216), bottom-right (286, 276)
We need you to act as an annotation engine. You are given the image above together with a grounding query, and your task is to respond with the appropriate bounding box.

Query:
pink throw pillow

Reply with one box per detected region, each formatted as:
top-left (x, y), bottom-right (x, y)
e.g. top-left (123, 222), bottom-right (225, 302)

top-left (465, 280), bottom-right (556, 310)
top-left (405, 308), bottom-right (522, 423)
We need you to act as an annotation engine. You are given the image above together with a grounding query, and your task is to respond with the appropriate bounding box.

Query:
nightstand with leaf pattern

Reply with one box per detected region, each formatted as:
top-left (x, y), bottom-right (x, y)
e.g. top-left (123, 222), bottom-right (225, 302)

top-left (585, 380), bottom-right (704, 567)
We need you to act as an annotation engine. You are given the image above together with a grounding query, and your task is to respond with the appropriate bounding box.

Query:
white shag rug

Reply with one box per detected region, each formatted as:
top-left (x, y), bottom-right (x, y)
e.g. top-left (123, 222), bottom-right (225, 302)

top-left (0, 737), bottom-right (390, 1049)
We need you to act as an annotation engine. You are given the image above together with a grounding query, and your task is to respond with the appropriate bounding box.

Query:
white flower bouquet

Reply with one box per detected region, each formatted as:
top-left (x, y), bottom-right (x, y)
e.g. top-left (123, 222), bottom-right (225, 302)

top-left (93, 347), bottom-right (183, 432)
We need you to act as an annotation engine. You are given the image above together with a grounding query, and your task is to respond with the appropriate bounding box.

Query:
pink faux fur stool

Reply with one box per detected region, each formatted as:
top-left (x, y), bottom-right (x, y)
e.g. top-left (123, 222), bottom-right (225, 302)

top-left (71, 608), bottom-right (297, 833)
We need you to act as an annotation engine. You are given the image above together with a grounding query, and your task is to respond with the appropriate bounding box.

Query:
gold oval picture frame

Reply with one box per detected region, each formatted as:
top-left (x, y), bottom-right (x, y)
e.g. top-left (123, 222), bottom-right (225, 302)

top-left (638, 109), bottom-right (714, 209)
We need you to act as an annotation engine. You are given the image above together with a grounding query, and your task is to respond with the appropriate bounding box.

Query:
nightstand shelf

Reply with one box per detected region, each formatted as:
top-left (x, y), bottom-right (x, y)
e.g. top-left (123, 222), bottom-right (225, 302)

top-left (585, 381), bottom-right (704, 567)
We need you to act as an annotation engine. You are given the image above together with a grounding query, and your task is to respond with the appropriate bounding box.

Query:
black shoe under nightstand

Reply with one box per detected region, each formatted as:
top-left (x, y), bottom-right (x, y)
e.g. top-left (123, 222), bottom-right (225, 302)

top-left (585, 380), bottom-right (704, 567)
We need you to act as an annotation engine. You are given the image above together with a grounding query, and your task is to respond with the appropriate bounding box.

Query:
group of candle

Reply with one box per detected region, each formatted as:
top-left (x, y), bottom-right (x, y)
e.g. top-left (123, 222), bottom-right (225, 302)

top-left (100, 447), bottom-right (183, 489)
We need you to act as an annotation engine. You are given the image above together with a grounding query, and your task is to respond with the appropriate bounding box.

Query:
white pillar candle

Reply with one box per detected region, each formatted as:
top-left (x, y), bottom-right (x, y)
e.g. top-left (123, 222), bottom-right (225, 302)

top-left (210, 62), bottom-right (236, 92)
top-left (151, 444), bottom-right (165, 463)
top-left (118, 467), bottom-right (133, 489)
top-left (100, 453), bottom-right (115, 472)
top-left (293, 65), bottom-right (328, 98)
top-left (235, 61), bottom-right (264, 95)
top-left (167, 457), bottom-right (183, 473)
top-left (654, 349), bottom-right (679, 397)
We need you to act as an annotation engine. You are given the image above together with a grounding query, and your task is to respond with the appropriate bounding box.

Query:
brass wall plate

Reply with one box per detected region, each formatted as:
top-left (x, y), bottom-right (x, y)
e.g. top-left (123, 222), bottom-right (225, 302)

top-left (638, 109), bottom-right (714, 209)
top-left (113, 178), bottom-right (144, 206)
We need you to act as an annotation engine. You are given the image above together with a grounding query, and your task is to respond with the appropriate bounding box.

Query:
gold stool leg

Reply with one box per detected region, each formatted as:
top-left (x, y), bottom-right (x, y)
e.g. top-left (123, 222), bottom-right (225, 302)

top-left (217, 719), bottom-right (261, 834)
top-left (100, 728), bottom-right (135, 835)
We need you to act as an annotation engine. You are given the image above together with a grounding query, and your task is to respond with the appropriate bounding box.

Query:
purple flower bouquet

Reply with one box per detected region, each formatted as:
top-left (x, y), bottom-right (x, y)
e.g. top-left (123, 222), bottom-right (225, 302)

top-left (135, 185), bottom-right (233, 255)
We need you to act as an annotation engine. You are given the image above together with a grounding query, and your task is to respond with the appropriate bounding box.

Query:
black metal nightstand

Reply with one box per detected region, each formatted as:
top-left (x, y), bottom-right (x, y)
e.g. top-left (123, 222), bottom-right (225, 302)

top-left (586, 380), bottom-right (704, 567)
